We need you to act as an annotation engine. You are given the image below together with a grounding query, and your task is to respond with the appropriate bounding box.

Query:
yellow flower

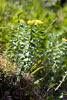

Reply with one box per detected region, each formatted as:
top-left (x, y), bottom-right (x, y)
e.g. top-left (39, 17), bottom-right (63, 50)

top-left (62, 38), bottom-right (67, 42)
top-left (34, 20), bottom-right (43, 24)
top-left (27, 20), bottom-right (43, 25)
top-left (27, 20), bottom-right (34, 25)
top-left (19, 19), bottom-right (24, 23)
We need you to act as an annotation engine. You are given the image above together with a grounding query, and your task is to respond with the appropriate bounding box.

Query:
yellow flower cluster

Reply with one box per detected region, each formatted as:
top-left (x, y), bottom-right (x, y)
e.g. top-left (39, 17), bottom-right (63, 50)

top-left (35, 20), bottom-right (44, 24)
top-left (62, 38), bottom-right (67, 42)
top-left (27, 20), bottom-right (34, 25)
top-left (19, 19), bottom-right (24, 23)
top-left (27, 20), bottom-right (43, 25)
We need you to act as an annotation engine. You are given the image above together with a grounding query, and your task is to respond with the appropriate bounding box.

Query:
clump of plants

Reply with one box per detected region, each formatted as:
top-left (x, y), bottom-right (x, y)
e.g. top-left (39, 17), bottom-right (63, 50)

top-left (0, 54), bottom-right (43, 100)
top-left (0, 0), bottom-right (67, 100)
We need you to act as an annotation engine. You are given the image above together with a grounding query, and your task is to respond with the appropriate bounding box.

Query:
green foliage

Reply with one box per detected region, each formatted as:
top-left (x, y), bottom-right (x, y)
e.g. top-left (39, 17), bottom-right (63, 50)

top-left (0, 0), bottom-right (67, 99)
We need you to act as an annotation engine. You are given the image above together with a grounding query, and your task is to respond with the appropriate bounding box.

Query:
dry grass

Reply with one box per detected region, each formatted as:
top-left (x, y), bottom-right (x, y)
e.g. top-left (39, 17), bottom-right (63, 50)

top-left (0, 54), bottom-right (19, 76)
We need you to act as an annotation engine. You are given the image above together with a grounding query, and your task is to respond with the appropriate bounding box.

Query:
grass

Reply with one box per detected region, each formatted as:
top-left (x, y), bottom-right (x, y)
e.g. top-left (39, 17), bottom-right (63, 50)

top-left (0, 0), bottom-right (67, 100)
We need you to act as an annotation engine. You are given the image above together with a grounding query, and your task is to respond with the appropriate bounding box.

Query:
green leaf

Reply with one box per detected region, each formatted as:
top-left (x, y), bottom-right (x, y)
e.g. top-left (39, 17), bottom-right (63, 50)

top-left (34, 78), bottom-right (43, 85)
top-left (31, 66), bottom-right (44, 75)
top-left (50, 83), bottom-right (56, 88)
top-left (30, 60), bottom-right (41, 72)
